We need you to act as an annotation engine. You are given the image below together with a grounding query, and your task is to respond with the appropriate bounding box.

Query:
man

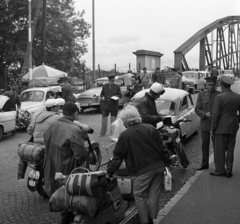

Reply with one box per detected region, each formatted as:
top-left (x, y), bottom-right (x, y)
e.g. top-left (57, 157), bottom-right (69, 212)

top-left (100, 73), bottom-right (122, 136)
top-left (170, 68), bottom-right (182, 89)
top-left (4, 87), bottom-right (21, 111)
top-left (125, 76), bottom-right (142, 99)
top-left (27, 99), bottom-right (61, 145)
top-left (210, 76), bottom-right (240, 178)
top-left (59, 77), bottom-right (77, 103)
top-left (139, 67), bottom-right (151, 89)
top-left (209, 65), bottom-right (219, 77)
top-left (138, 83), bottom-right (165, 128)
top-left (107, 105), bottom-right (166, 224)
top-left (152, 67), bottom-right (166, 85)
top-left (195, 76), bottom-right (221, 170)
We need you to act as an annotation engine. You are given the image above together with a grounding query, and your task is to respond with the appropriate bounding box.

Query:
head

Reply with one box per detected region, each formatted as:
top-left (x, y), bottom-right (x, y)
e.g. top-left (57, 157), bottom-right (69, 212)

top-left (150, 83), bottom-right (165, 100)
top-left (178, 71), bottom-right (183, 76)
top-left (11, 87), bottom-right (17, 94)
top-left (127, 69), bottom-right (132, 74)
top-left (119, 105), bottom-right (142, 128)
top-left (156, 67), bottom-right (160, 72)
top-left (205, 76), bottom-right (217, 92)
top-left (219, 76), bottom-right (233, 92)
top-left (45, 99), bottom-right (59, 112)
top-left (143, 67), bottom-right (147, 73)
top-left (131, 76), bottom-right (137, 85)
top-left (62, 102), bottom-right (79, 121)
top-left (171, 68), bottom-right (177, 73)
top-left (47, 91), bottom-right (53, 98)
top-left (108, 75), bottom-right (115, 85)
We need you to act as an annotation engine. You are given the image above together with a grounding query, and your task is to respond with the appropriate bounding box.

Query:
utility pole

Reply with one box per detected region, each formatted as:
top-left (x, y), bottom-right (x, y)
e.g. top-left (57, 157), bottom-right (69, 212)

top-left (28, 0), bottom-right (32, 80)
top-left (92, 0), bottom-right (95, 82)
top-left (41, 0), bottom-right (47, 64)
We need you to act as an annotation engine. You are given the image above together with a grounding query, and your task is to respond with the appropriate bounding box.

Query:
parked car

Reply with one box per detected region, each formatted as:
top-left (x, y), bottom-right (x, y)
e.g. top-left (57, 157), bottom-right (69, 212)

top-left (110, 88), bottom-right (200, 141)
top-left (77, 73), bottom-right (134, 113)
top-left (182, 71), bottom-right (206, 94)
top-left (0, 95), bottom-right (16, 141)
top-left (18, 86), bottom-right (80, 128)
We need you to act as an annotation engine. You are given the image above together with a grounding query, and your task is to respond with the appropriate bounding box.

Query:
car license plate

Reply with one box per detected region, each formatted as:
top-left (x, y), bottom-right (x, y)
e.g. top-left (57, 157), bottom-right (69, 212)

top-left (27, 170), bottom-right (40, 192)
top-left (80, 103), bottom-right (90, 107)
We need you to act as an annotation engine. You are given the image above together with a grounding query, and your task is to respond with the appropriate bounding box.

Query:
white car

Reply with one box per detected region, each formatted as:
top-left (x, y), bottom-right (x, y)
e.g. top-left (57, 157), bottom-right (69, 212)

top-left (109, 88), bottom-right (200, 142)
top-left (19, 86), bottom-right (80, 127)
top-left (0, 95), bottom-right (16, 141)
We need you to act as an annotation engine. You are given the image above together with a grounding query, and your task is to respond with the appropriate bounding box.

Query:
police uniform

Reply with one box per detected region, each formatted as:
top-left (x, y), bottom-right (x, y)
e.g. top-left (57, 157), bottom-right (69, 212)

top-left (211, 75), bottom-right (240, 177)
top-left (195, 76), bottom-right (221, 169)
top-left (99, 74), bottom-right (122, 136)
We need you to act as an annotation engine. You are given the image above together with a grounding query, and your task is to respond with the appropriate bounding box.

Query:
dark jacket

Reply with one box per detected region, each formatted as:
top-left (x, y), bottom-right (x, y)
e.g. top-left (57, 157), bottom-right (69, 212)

top-left (138, 92), bottom-right (163, 127)
top-left (152, 72), bottom-right (166, 84)
top-left (210, 68), bottom-right (219, 77)
top-left (107, 123), bottom-right (165, 177)
top-left (195, 90), bottom-right (221, 132)
top-left (100, 83), bottom-right (122, 111)
top-left (211, 89), bottom-right (240, 134)
top-left (4, 91), bottom-right (21, 111)
top-left (126, 83), bottom-right (142, 99)
top-left (44, 117), bottom-right (88, 197)
top-left (62, 82), bottom-right (77, 103)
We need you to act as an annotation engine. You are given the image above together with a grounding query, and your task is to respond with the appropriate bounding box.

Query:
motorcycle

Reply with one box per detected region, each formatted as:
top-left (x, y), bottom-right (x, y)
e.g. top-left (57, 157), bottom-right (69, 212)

top-left (17, 128), bottom-right (102, 198)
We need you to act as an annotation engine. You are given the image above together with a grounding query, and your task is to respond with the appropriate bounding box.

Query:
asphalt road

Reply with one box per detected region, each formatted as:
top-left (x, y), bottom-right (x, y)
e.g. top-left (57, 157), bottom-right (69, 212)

top-left (0, 90), bottom-right (205, 224)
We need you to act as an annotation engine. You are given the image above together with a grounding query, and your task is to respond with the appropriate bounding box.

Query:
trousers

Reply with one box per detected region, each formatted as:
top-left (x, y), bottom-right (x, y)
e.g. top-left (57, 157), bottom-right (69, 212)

top-left (100, 110), bottom-right (118, 136)
top-left (132, 167), bottom-right (164, 224)
top-left (200, 131), bottom-right (214, 167)
top-left (214, 133), bottom-right (237, 173)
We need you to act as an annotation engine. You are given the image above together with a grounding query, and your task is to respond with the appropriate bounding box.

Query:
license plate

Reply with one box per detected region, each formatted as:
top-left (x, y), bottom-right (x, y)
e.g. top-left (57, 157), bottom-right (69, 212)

top-left (29, 170), bottom-right (40, 179)
top-left (80, 103), bottom-right (90, 107)
top-left (27, 170), bottom-right (40, 192)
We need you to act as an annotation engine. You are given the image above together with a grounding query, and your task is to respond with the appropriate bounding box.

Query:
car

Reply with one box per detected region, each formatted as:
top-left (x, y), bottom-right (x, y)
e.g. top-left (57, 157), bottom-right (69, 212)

top-left (109, 88), bottom-right (200, 142)
top-left (221, 70), bottom-right (235, 80)
top-left (77, 73), bottom-right (134, 113)
top-left (182, 71), bottom-right (206, 94)
top-left (0, 95), bottom-right (16, 141)
top-left (19, 86), bottom-right (80, 128)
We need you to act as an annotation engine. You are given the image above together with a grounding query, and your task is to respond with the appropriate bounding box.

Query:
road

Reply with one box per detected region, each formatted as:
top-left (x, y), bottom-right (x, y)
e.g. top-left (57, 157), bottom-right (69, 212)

top-left (0, 90), bottom-right (207, 224)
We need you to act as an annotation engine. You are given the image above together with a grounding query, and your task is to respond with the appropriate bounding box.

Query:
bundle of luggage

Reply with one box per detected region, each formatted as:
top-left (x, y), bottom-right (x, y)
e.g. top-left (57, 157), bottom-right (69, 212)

top-left (49, 169), bottom-right (127, 223)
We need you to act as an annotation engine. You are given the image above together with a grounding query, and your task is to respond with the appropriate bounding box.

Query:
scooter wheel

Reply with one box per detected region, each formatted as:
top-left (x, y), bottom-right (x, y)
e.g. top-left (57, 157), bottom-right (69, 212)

top-left (37, 169), bottom-right (49, 198)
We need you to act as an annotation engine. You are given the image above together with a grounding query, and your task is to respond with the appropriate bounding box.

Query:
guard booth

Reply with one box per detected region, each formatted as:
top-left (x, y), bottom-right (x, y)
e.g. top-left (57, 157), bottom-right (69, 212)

top-left (133, 50), bottom-right (163, 71)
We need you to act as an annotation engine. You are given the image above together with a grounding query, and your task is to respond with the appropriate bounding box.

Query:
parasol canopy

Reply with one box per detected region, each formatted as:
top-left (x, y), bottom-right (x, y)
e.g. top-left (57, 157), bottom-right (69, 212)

top-left (22, 64), bottom-right (67, 81)
top-left (29, 77), bottom-right (60, 87)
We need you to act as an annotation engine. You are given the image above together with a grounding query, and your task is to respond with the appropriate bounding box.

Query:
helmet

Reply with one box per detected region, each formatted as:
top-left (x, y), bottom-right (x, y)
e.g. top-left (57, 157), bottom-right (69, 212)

top-left (45, 99), bottom-right (58, 108)
top-left (150, 83), bottom-right (165, 94)
top-left (57, 98), bottom-right (65, 106)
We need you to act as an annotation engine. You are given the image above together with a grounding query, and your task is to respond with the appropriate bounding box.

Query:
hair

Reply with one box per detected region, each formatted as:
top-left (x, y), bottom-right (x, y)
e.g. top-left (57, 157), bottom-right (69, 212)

top-left (131, 76), bottom-right (137, 80)
top-left (63, 102), bottom-right (78, 116)
top-left (150, 89), bottom-right (159, 97)
top-left (46, 107), bottom-right (52, 111)
top-left (119, 105), bottom-right (142, 126)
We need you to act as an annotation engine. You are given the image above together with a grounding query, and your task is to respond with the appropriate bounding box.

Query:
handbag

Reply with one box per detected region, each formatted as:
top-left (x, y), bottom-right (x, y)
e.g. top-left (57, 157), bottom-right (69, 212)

top-left (65, 167), bottom-right (111, 198)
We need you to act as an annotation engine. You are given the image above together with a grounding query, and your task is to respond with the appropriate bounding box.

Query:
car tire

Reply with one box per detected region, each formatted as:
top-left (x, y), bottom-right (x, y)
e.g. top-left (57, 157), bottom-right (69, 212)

top-left (0, 126), bottom-right (3, 142)
top-left (80, 108), bottom-right (85, 113)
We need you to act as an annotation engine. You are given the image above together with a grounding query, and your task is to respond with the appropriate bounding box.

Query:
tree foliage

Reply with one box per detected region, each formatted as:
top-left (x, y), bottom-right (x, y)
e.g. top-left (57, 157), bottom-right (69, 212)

top-left (0, 0), bottom-right (91, 85)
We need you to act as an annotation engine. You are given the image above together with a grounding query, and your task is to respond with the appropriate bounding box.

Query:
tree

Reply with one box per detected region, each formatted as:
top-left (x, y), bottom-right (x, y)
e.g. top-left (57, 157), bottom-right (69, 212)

top-left (0, 0), bottom-right (91, 86)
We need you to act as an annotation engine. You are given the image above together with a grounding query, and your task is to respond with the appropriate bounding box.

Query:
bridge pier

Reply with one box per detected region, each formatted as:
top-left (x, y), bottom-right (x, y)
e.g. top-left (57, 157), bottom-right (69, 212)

top-left (199, 38), bottom-right (206, 70)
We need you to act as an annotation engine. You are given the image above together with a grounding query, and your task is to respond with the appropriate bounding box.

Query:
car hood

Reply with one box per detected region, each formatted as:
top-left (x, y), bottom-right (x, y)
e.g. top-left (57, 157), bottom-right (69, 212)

top-left (183, 77), bottom-right (196, 82)
top-left (0, 95), bottom-right (9, 110)
top-left (21, 102), bottom-right (44, 111)
top-left (78, 87), bottom-right (102, 98)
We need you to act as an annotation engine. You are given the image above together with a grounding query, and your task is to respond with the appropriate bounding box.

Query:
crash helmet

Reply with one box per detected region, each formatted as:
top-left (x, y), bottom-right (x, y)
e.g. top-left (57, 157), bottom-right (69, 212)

top-left (57, 98), bottom-right (65, 110)
top-left (150, 83), bottom-right (165, 94)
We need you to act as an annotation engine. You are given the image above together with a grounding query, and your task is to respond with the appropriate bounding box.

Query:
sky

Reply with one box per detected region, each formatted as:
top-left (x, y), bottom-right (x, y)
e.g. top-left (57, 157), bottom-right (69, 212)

top-left (74, 0), bottom-right (240, 72)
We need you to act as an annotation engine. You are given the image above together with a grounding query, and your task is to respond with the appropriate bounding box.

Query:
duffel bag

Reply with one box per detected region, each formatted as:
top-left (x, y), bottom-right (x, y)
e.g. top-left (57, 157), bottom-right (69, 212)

top-left (49, 186), bottom-right (102, 217)
top-left (66, 168), bottom-right (111, 198)
top-left (17, 142), bottom-right (45, 164)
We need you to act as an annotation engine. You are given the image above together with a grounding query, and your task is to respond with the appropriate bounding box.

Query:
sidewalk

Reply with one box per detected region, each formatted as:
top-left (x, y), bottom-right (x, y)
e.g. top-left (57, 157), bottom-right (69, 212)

top-left (156, 131), bottom-right (240, 224)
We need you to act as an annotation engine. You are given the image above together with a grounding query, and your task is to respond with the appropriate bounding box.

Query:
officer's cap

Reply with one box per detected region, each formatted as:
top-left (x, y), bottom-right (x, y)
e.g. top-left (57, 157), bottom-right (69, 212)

top-left (107, 71), bottom-right (116, 80)
top-left (220, 75), bottom-right (234, 85)
top-left (143, 67), bottom-right (147, 70)
top-left (205, 76), bottom-right (217, 84)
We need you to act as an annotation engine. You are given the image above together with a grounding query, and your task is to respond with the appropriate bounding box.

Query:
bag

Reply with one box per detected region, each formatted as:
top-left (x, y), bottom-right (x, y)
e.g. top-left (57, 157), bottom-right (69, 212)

top-left (49, 186), bottom-right (102, 217)
top-left (164, 167), bottom-right (172, 191)
top-left (66, 168), bottom-right (111, 198)
top-left (17, 142), bottom-right (45, 164)
top-left (116, 176), bottom-right (134, 200)
top-left (175, 143), bottom-right (189, 168)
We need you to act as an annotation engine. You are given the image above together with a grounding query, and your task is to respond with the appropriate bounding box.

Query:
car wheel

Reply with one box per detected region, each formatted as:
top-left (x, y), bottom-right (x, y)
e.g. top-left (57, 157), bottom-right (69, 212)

top-left (80, 108), bottom-right (85, 113)
top-left (0, 126), bottom-right (3, 141)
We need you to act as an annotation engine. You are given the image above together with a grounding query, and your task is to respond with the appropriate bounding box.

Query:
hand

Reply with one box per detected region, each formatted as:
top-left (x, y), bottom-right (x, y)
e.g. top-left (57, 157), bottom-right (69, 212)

top-left (205, 112), bottom-right (211, 120)
top-left (101, 96), bottom-right (105, 101)
top-left (210, 131), bottom-right (214, 138)
top-left (87, 128), bottom-right (94, 134)
top-left (130, 86), bottom-right (134, 90)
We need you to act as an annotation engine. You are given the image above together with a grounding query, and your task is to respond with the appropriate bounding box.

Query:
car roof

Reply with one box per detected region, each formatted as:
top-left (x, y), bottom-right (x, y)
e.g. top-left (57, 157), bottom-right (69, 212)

top-left (22, 86), bottom-right (61, 93)
top-left (182, 71), bottom-right (198, 74)
top-left (132, 88), bottom-right (188, 102)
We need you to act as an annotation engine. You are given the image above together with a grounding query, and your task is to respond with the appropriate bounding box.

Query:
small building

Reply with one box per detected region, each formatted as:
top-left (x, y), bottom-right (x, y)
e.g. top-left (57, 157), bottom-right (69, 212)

top-left (133, 50), bottom-right (164, 72)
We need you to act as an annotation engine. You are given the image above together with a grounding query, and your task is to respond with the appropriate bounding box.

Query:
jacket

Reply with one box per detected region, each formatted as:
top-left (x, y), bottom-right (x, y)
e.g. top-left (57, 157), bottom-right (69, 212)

top-left (170, 73), bottom-right (182, 89)
top-left (152, 72), bottom-right (166, 84)
top-left (27, 111), bottom-right (61, 145)
top-left (107, 123), bottom-right (165, 177)
top-left (44, 117), bottom-right (88, 197)
top-left (100, 83), bottom-right (122, 111)
top-left (211, 89), bottom-right (240, 134)
top-left (4, 91), bottom-right (21, 110)
top-left (126, 83), bottom-right (142, 98)
top-left (62, 82), bottom-right (77, 103)
top-left (195, 90), bottom-right (221, 131)
top-left (138, 92), bottom-right (163, 127)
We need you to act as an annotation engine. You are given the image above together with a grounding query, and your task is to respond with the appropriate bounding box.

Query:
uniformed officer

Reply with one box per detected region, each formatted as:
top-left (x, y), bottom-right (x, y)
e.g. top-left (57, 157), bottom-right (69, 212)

top-left (195, 76), bottom-right (221, 170)
top-left (210, 75), bottom-right (240, 178)
top-left (99, 73), bottom-right (122, 137)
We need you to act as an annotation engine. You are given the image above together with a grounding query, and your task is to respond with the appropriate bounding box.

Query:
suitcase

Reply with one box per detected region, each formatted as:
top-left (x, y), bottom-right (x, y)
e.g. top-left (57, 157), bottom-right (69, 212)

top-left (116, 176), bottom-right (134, 200)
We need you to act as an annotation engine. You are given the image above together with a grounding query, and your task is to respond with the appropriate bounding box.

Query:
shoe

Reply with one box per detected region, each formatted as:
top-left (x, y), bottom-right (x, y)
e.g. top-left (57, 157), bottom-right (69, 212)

top-left (226, 172), bottom-right (233, 178)
top-left (210, 171), bottom-right (226, 176)
top-left (197, 165), bottom-right (209, 170)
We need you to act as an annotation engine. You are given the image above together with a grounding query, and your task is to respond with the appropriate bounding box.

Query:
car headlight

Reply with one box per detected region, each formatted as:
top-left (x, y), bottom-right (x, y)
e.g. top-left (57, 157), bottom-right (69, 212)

top-left (24, 111), bottom-right (30, 117)
top-left (93, 94), bottom-right (99, 99)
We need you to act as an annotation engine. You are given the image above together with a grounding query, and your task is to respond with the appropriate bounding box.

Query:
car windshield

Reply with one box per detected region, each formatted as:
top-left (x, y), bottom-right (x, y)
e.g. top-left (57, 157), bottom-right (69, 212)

top-left (183, 73), bottom-right (196, 78)
top-left (156, 100), bottom-right (176, 116)
top-left (21, 91), bottom-right (44, 102)
top-left (94, 79), bottom-right (124, 87)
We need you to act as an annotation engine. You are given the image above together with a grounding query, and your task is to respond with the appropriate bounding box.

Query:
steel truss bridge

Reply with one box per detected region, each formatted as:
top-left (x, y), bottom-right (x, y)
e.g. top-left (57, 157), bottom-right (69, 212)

top-left (174, 16), bottom-right (240, 73)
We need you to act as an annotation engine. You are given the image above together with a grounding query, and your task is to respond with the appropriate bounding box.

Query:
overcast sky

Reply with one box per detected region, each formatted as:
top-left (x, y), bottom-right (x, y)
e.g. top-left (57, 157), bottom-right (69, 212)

top-left (74, 0), bottom-right (240, 72)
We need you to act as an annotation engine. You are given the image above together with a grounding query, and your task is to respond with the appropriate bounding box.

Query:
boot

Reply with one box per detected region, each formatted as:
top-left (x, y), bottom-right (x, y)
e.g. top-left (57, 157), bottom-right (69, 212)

top-left (110, 116), bottom-right (116, 124)
top-left (100, 116), bottom-right (108, 136)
